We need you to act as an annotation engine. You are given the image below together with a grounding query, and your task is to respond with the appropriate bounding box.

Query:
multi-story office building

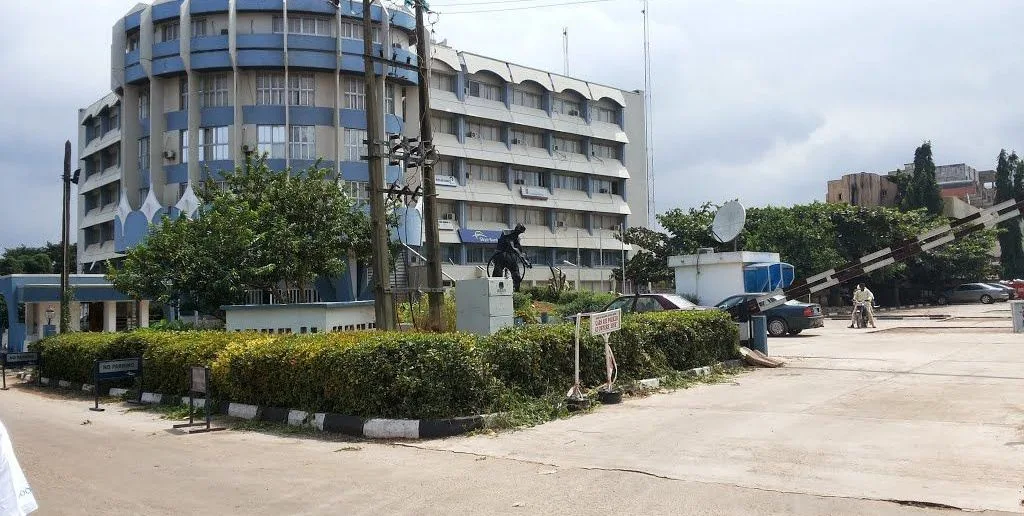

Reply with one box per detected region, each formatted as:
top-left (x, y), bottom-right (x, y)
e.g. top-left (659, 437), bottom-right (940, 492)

top-left (77, 0), bottom-right (648, 299)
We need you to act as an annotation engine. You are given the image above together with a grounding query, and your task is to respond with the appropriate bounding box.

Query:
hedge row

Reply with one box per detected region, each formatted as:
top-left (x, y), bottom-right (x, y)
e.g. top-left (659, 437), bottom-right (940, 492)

top-left (30, 310), bottom-right (738, 419)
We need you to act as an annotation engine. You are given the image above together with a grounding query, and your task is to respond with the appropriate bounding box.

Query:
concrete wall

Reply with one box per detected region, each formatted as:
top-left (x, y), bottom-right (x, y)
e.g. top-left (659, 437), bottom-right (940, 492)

top-left (224, 302), bottom-right (376, 333)
top-left (826, 172), bottom-right (897, 207)
top-left (669, 251), bottom-right (781, 306)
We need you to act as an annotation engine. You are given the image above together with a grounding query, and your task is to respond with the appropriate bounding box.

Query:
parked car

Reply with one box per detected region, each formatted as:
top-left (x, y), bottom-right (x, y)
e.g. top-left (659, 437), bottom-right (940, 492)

top-left (997, 279), bottom-right (1024, 299)
top-left (935, 283), bottom-right (1010, 305)
top-left (600, 293), bottom-right (708, 314)
top-left (714, 293), bottom-right (825, 337)
top-left (983, 283), bottom-right (1016, 300)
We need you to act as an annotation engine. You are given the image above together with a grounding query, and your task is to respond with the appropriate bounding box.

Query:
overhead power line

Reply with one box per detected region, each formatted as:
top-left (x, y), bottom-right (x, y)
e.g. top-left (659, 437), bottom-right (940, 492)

top-left (434, 0), bottom-right (618, 15)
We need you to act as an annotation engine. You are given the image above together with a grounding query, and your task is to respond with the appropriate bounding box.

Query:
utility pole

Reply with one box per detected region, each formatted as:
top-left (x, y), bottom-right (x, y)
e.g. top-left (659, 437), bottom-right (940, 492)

top-left (414, 0), bottom-right (444, 331)
top-left (362, 0), bottom-right (396, 330)
top-left (60, 140), bottom-right (78, 333)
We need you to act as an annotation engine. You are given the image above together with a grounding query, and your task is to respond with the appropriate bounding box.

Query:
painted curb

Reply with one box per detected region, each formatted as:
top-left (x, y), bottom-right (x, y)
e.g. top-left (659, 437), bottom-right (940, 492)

top-left (636, 358), bottom-right (746, 389)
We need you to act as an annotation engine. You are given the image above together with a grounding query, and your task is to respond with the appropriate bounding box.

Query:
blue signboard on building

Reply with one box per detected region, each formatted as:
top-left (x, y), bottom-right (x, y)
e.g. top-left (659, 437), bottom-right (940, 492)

top-left (458, 229), bottom-right (504, 244)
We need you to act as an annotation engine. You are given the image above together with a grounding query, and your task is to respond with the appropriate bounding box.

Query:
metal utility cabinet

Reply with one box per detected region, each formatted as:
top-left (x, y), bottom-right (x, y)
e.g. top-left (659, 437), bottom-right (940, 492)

top-left (455, 278), bottom-right (514, 335)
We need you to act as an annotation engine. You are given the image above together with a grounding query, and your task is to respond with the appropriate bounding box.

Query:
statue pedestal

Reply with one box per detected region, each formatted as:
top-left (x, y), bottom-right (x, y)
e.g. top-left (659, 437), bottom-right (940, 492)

top-left (455, 278), bottom-right (514, 336)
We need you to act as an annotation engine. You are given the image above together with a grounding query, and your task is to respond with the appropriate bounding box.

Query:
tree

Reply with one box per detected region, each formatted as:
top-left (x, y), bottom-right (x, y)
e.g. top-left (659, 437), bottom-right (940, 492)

top-left (995, 149), bottom-right (1024, 278)
top-left (0, 243), bottom-right (77, 275)
top-left (612, 227), bottom-right (674, 287)
top-left (108, 156), bottom-right (373, 317)
top-left (902, 141), bottom-right (944, 215)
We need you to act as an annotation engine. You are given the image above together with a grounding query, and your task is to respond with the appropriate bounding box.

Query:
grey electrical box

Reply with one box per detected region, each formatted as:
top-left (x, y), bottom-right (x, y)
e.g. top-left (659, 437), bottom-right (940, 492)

top-left (455, 278), bottom-right (514, 335)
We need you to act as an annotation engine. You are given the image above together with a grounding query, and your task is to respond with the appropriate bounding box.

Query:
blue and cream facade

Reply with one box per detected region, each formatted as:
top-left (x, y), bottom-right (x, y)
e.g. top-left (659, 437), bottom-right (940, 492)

top-left (408, 46), bottom-right (647, 291)
top-left (79, 0), bottom-right (648, 295)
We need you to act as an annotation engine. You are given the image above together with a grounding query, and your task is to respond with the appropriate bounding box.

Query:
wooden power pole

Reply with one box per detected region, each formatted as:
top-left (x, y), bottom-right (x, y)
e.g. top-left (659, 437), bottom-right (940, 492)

top-left (60, 140), bottom-right (74, 333)
top-left (414, 0), bottom-right (445, 330)
top-left (362, 0), bottom-right (395, 329)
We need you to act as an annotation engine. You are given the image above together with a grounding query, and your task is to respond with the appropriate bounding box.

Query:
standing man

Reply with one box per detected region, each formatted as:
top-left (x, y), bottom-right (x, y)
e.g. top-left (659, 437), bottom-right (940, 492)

top-left (849, 284), bottom-right (877, 328)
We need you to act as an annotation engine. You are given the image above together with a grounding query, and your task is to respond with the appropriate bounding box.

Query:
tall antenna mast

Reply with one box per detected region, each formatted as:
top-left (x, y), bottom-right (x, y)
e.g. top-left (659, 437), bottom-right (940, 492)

top-left (562, 27), bottom-right (569, 75)
top-left (641, 0), bottom-right (655, 226)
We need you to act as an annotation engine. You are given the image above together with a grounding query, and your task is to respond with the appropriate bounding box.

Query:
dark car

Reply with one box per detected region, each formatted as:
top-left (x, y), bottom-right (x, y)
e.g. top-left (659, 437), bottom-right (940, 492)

top-left (935, 283), bottom-right (1010, 305)
top-left (601, 293), bottom-right (708, 314)
top-left (714, 293), bottom-right (824, 337)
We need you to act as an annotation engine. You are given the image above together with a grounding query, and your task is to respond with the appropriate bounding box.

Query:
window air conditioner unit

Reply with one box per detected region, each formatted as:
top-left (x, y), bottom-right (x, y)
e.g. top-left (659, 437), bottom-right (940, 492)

top-left (599, 188), bottom-right (609, 193)
top-left (163, 150), bottom-right (176, 160)
top-left (568, 109), bottom-right (580, 116)
top-left (465, 131), bottom-right (477, 138)
top-left (443, 212), bottom-right (456, 220)
top-left (556, 220), bottom-right (566, 228)
top-left (220, 29), bottom-right (229, 35)
top-left (241, 144), bottom-right (253, 153)
top-left (511, 138), bottom-right (522, 144)
top-left (553, 145), bottom-right (559, 151)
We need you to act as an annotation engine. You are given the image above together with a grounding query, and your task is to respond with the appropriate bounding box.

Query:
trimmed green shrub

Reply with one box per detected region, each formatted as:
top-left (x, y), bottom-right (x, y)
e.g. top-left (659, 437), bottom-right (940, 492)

top-left (556, 290), bottom-right (617, 316)
top-left (212, 331), bottom-right (498, 419)
top-left (30, 332), bottom-right (143, 384)
top-left (118, 330), bottom-right (244, 395)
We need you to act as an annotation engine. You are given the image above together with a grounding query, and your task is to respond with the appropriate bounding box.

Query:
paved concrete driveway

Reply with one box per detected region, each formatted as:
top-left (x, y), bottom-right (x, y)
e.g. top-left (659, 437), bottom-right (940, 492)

top-left (414, 303), bottom-right (1024, 513)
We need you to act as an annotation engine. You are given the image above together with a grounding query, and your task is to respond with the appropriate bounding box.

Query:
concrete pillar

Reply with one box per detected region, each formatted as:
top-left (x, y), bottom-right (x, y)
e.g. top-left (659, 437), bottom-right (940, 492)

top-left (103, 301), bottom-right (117, 332)
top-left (138, 300), bottom-right (150, 328)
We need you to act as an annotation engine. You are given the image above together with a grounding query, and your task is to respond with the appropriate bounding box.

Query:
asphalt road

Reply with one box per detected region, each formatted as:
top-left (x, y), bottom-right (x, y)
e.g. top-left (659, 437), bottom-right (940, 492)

top-left (1, 303), bottom-right (1021, 515)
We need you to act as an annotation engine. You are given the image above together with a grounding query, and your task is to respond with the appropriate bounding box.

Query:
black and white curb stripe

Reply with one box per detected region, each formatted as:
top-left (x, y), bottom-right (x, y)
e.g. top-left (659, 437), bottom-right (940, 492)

top-left (737, 197), bottom-right (1024, 316)
top-left (636, 358), bottom-right (746, 389)
top-left (29, 376), bottom-right (488, 439)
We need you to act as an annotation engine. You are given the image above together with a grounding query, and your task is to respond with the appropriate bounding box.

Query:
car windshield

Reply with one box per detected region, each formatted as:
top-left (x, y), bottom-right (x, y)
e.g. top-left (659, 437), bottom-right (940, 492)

top-left (660, 295), bottom-right (696, 308)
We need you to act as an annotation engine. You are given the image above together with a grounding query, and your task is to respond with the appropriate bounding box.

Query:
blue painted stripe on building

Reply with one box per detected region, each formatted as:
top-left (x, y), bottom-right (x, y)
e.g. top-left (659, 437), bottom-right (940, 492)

top-left (242, 105), bottom-right (285, 125)
top-left (290, 159), bottom-right (320, 172)
top-left (152, 0), bottom-right (183, 22)
top-left (385, 114), bottom-right (402, 134)
top-left (200, 161), bottom-right (236, 179)
top-left (287, 35), bottom-right (336, 52)
top-left (165, 111), bottom-right (188, 131)
top-left (191, 51), bottom-right (232, 70)
top-left (152, 40), bottom-right (181, 59)
top-left (265, 158), bottom-right (287, 172)
top-left (288, 50), bottom-right (336, 71)
top-left (237, 49), bottom-right (285, 67)
top-left (190, 35), bottom-right (229, 52)
top-left (126, 64), bottom-right (147, 84)
top-left (236, 33), bottom-right (283, 49)
top-left (125, 49), bottom-right (141, 67)
top-left (340, 162), bottom-right (369, 181)
top-left (125, 11), bottom-right (142, 31)
top-left (200, 107), bottom-right (234, 127)
top-left (339, 110), bottom-right (367, 130)
top-left (290, 107), bottom-right (334, 126)
top-left (236, 0), bottom-right (283, 10)
top-left (190, 0), bottom-right (229, 14)
top-left (287, 0), bottom-right (335, 14)
top-left (165, 164), bottom-right (189, 184)
top-left (152, 56), bottom-right (186, 76)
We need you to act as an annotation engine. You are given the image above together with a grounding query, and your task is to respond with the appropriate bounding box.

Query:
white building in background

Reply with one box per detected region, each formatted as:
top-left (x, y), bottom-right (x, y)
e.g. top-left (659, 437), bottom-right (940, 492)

top-left (76, 0), bottom-right (649, 297)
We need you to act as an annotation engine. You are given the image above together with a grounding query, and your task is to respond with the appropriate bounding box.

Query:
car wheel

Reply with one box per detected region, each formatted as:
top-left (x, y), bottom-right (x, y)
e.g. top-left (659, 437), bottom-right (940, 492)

top-left (767, 317), bottom-right (788, 337)
top-left (981, 294), bottom-right (993, 304)
top-left (787, 329), bottom-right (802, 336)
top-left (936, 295), bottom-right (948, 305)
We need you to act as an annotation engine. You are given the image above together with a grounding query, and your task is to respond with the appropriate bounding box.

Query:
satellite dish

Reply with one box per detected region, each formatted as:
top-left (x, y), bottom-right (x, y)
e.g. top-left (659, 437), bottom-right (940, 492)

top-left (711, 201), bottom-right (746, 244)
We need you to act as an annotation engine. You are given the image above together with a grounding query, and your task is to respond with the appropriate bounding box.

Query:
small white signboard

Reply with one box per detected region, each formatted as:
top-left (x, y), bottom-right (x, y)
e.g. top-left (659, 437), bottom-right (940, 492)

top-left (590, 309), bottom-right (622, 336)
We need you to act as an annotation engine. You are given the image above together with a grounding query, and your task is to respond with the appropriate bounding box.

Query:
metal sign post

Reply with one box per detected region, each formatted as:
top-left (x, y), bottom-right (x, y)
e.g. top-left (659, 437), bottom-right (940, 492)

top-left (91, 357), bottom-right (143, 412)
top-left (566, 314), bottom-right (585, 402)
top-left (590, 309), bottom-right (622, 392)
top-left (1, 352), bottom-right (40, 391)
top-left (173, 366), bottom-right (224, 434)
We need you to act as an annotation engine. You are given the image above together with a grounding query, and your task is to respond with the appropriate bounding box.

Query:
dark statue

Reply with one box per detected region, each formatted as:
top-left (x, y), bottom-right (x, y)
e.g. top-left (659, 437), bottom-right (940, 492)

top-left (488, 223), bottom-right (532, 292)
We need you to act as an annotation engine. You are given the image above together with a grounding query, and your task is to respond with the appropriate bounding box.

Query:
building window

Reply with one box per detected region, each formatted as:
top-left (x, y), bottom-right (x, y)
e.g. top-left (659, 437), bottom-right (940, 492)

top-left (554, 136), bottom-right (581, 154)
top-left (467, 79), bottom-right (502, 101)
top-left (199, 74), bottom-right (230, 107)
top-left (290, 126), bottom-right (316, 160)
top-left (593, 213), bottom-right (623, 230)
top-left (273, 16), bottom-right (333, 36)
top-left (430, 72), bottom-right (456, 93)
top-left (591, 141), bottom-right (620, 160)
top-left (138, 91), bottom-right (149, 120)
top-left (593, 104), bottom-right (617, 124)
top-left (438, 200), bottom-right (456, 220)
top-left (338, 20), bottom-right (380, 42)
top-left (345, 181), bottom-right (370, 202)
top-left (466, 246), bottom-right (488, 264)
top-left (431, 116), bottom-right (455, 135)
top-left (201, 126), bottom-right (230, 161)
top-left (385, 83), bottom-right (396, 115)
top-left (180, 129), bottom-right (189, 163)
top-left (513, 207), bottom-right (546, 226)
top-left (344, 128), bottom-right (368, 162)
top-left (435, 160), bottom-right (455, 178)
top-left (289, 73), bottom-right (314, 106)
top-left (593, 178), bottom-right (614, 194)
top-left (109, 108), bottom-right (120, 133)
top-left (552, 95), bottom-right (582, 116)
top-left (442, 245), bottom-right (459, 264)
top-left (256, 72), bottom-right (285, 105)
top-left (555, 210), bottom-right (584, 228)
top-left (468, 203), bottom-right (507, 223)
top-left (138, 137), bottom-right (150, 171)
top-left (127, 32), bottom-right (140, 52)
top-left (344, 77), bottom-right (366, 110)
top-left (466, 120), bottom-right (500, 141)
top-left (257, 125), bottom-right (286, 159)
top-left (510, 128), bottom-right (543, 148)
top-left (467, 162), bottom-right (505, 183)
top-left (512, 87), bottom-right (542, 109)
top-left (524, 247), bottom-right (550, 266)
top-left (191, 18), bottom-right (208, 38)
top-left (512, 169), bottom-right (546, 187)
top-left (159, 21), bottom-right (180, 42)
top-left (179, 76), bottom-right (188, 111)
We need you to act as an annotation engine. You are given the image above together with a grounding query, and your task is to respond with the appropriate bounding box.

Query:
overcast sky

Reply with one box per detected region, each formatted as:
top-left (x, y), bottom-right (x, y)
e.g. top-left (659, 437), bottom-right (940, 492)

top-left (2, 0), bottom-right (1022, 250)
